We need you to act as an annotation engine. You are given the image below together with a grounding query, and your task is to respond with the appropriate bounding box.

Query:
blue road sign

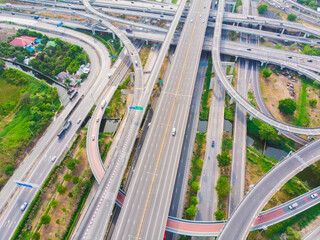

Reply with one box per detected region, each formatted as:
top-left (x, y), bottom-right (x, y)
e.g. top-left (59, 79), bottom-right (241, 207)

top-left (109, 56), bottom-right (116, 59)
top-left (15, 182), bottom-right (33, 188)
top-left (129, 106), bottom-right (136, 110)
top-left (57, 22), bottom-right (63, 27)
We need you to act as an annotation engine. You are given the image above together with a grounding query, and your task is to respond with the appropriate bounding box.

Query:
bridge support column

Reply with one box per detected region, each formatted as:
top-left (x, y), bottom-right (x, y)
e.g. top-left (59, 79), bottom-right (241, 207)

top-left (280, 65), bottom-right (284, 70)
top-left (278, 130), bottom-right (282, 136)
top-left (281, 28), bottom-right (285, 34)
top-left (112, 33), bottom-right (115, 39)
top-left (235, 56), bottom-right (238, 61)
top-left (308, 136), bottom-right (313, 140)
top-left (120, 40), bottom-right (123, 47)
top-left (54, 13), bottom-right (57, 18)
top-left (146, 40), bottom-right (148, 45)
top-left (232, 4), bottom-right (236, 12)
top-left (87, 17), bottom-right (90, 24)
top-left (91, 27), bottom-right (95, 35)
top-left (259, 24), bottom-right (262, 30)
top-left (71, 14), bottom-right (74, 21)
top-left (249, 115), bottom-right (253, 121)
top-left (260, 61), bottom-right (265, 66)
top-left (230, 97), bottom-right (234, 104)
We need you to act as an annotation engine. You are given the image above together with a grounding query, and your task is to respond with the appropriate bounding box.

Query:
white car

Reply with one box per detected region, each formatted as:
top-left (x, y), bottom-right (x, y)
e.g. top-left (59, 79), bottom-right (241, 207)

top-left (311, 193), bottom-right (318, 199)
top-left (96, 117), bottom-right (100, 122)
top-left (288, 202), bottom-right (298, 210)
top-left (21, 202), bottom-right (28, 211)
top-left (92, 135), bottom-right (95, 141)
top-left (77, 119), bottom-right (81, 124)
top-left (51, 156), bottom-right (57, 163)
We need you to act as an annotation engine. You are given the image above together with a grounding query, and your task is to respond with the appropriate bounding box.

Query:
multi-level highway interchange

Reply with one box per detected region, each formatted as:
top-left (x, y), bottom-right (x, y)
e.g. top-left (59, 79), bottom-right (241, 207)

top-left (1, 0), bottom-right (320, 239)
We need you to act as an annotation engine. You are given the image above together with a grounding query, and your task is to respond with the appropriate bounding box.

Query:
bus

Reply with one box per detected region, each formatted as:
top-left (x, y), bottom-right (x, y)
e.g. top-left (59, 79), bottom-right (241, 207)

top-left (69, 91), bottom-right (78, 101)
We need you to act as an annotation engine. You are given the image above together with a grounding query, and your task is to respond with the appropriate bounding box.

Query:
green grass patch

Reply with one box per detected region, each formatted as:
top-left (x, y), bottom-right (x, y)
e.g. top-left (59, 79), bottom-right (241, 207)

top-left (234, 0), bottom-right (242, 13)
top-left (172, 0), bottom-right (178, 3)
top-left (224, 94), bottom-right (236, 121)
top-left (248, 92), bottom-right (256, 108)
top-left (0, 68), bottom-right (60, 189)
top-left (199, 57), bottom-right (212, 120)
top-left (295, 77), bottom-right (309, 127)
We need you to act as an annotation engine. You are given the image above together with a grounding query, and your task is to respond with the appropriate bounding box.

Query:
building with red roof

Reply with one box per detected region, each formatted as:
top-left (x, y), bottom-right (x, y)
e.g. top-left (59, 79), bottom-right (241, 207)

top-left (9, 35), bottom-right (38, 48)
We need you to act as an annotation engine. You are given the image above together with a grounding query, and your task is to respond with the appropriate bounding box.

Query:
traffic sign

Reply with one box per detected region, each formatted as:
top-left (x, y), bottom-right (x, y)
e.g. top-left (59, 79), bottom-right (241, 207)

top-left (154, 44), bottom-right (158, 47)
top-left (109, 56), bottom-right (116, 59)
top-left (159, 80), bottom-right (163, 83)
top-left (15, 181), bottom-right (40, 189)
top-left (57, 22), bottom-right (63, 27)
top-left (136, 106), bottom-right (143, 110)
top-left (129, 106), bottom-right (136, 110)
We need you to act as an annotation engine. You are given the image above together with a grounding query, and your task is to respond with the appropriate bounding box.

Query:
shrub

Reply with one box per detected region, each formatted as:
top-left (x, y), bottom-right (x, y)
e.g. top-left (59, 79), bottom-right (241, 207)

top-left (287, 14), bottom-right (297, 21)
top-left (215, 210), bottom-right (226, 220)
top-left (258, 4), bottom-right (268, 14)
top-left (278, 98), bottom-right (296, 115)
top-left (64, 173), bottom-right (72, 181)
top-left (50, 200), bottom-right (59, 208)
top-left (57, 185), bottom-right (67, 194)
top-left (216, 176), bottom-right (232, 198)
top-left (190, 196), bottom-right (199, 206)
top-left (262, 68), bottom-right (272, 78)
top-left (68, 192), bottom-right (73, 198)
top-left (66, 159), bottom-right (76, 171)
top-left (40, 214), bottom-right (51, 225)
top-left (186, 205), bottom-right (197, 218)
top-left (309, 99), bottom-right (317, 107)
top-left (217, 152), bottom-right (231, 167)
top-left (72, 176), bottom-right (80, 184)
top-left (191, 181), bottom-right (200, 194)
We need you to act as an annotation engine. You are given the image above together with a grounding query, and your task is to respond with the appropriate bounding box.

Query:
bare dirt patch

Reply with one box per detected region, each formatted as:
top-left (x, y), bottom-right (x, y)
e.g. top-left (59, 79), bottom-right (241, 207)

top-left (306, 85), bottom-right (320, 127)
top-left (0, 27), bottom-right (16, 42)
top-left (260, 67), bottom-right (301, 125)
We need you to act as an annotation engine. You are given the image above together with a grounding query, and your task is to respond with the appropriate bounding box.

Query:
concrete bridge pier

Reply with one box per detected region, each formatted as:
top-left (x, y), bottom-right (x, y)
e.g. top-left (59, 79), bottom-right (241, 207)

top-left (130, 72), bottom-right (134, 85)
top-left (259, 24), bottom-right (262, 30)
top-left (281, 28), bottom-right (285, 34)
top-left (278, 130), bottom-right (282, 136)
top-left (230, 97), bottom-right (234, 104)
top-left (112, 32), bottom-right (115, 39)
top-left (235, 56), bottom-right (238, 61)
top-left (146, 40), bottom-right (148, 45)
top-left (54, 12), bottom-right (57, 18)
top-left (120, 40), bottom-right (123, 47)
top-left (260, 61), bottom-right (265, 66)
top-left (91, 26), bottom-right (96, 35)
top-left (249, 115), bottom-right (253, 121)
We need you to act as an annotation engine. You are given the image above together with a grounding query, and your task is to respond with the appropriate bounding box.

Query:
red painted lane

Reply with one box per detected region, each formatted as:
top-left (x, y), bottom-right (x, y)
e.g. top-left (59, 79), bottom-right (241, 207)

top-left (117, 191), bottom-right (125, 205)
top-left (304, 197), bottom-right (310, 203)
top-left (166, 219), bottom-right (224, 233)
top-left (254, 208), bottom-right (286, 225)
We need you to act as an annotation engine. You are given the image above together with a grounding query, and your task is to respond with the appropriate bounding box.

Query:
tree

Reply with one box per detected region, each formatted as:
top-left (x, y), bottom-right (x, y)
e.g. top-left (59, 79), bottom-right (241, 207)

top-left (40, 214), bottom-right (51, 225)
top-left (80, 73), bottom-right (88, 79)
top-left (309, 99), bottom-right (317, 107)
top-left (262, 68), bottom-right (272, 78)
top-left (190, 196), bottom-right (198, 206)
top-left (186, 205), bottom-right (197, 219)
top-left (50, 200), bottom-right (59, 208)
top-left (215, 176), bottom-right (232, 198)
top-left (278, 98), bottom-right (297, 115)
top-left (57, 185), bottom-right (67, 195)
top-left (215, 210), bottom-right (226, 220)
top-left (258, 4), bottom-right (268, 14)
top-left (287, 14), bottom-right (297, 21)
top-left (217, 152), bottom-right (231, 167)
top-left (0, 59), bottom-right (5, 72)
top-left (72, 176), bottom-right (79, 184)
top-left (191, 181), bottom-right (200, 194)
top-left (66, 159), bottom-right (76, 171)
top-left (64, 173), bottom-right (72, 181)
top-left (258, 123), bottom-right (277, 156)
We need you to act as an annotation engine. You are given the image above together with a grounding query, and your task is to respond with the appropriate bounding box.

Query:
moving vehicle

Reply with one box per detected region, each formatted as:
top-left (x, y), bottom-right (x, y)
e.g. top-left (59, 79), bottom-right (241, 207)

top-left (172, 128), bottom-right (176, 136)
top-left (77, 119), bottom-right (81, 124)
top-left (288, 202), bottom-right (298, 210)
top-left (135, 60), bottom-right (138, 66)
top-left (126, 28), bottom-right (133, 33)
top-left (21, 202), bottom-right (28, 211)
top-left (51, 156), bottom-right (57, 163)
top-left (92, 135), bottom-right (95, 141)
top-left (57, 120), bottom-right (72, 138)
top-left (211, 141), bottom-right (215, 148)
top-left (101, 100), bottom-right (106, 108)
top-left (311, 193), bottom-right (318, 199)
top-left (69, 91), bottom-right (78, 101)
top-left (96, 117), bottom-right (100, 123)
top-left (34, 16), bottom-right (40, 20)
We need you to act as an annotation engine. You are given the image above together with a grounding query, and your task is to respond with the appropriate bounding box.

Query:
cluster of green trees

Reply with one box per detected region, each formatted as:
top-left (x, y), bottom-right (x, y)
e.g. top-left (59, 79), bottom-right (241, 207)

top-left (297, 0), bottom-right (320, 10)
top-left (258, 4), bottom-right (268, 14)
top-left (185, 133), bottom-right (206, 219)
top-left (302, 44), bottom-right (320, 56)
top-left (29, 38), bottom-right (87, 77)
top-left (0, 68), bottom-right (60, 188)
top-left (278, 98), bottom-right (297, 115)
top-left (0, 28), bottom-right (88, 78)
top-left (262, 68), bottom-right (272, 78)
top-left (200, 57), bottom-right (213, 120)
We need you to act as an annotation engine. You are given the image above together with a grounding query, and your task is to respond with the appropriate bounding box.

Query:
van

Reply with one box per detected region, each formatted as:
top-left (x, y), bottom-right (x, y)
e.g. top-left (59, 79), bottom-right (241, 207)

top-left (288, 202), bottom-right (298, 210)
top-left (96, 117), bottom-right (100, 123)
top-left (172, 128), bottom-right (176, 136)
